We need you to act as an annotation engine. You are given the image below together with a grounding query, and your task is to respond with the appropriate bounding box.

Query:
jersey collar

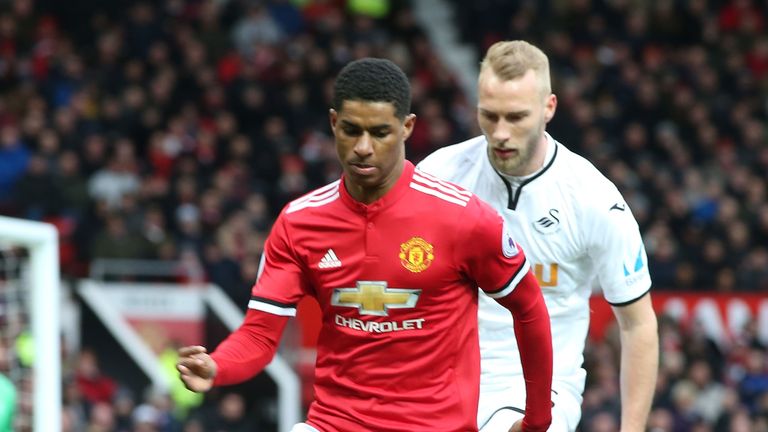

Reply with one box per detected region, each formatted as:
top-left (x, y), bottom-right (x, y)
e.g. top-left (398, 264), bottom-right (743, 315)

top-left (490, 133), bottom-right (559, 210)
top-left (338, 160), bottom-right (415, 214)
top-left (498, 132), bottom-right (557, 184)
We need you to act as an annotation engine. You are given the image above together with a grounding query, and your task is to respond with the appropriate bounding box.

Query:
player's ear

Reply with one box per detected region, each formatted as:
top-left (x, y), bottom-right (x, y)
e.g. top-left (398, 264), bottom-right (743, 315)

top-left (543, 94), bottom-right (557, 124)
top-left (402, 113), bottom-right (416, 140)
top-left (329, 109), bottom-right (338, 133)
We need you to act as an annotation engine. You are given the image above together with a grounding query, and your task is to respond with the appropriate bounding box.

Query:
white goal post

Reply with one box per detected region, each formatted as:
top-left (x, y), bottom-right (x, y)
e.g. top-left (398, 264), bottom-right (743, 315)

top-left (0, 216), bottom-right (60, 432)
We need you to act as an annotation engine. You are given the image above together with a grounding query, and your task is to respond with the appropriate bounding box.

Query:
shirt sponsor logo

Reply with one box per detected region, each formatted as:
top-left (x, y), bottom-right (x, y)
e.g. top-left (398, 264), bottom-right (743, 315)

top-left (502, 222), bottom-right (519, 258)
top-left (532, 209), bottom-right (561, 234)
top-left (623, 246), bottom-right (646, 286)
top-left (334, 314), bottom-right (425, 333)
top-left (318, 249), bottom-right (342, 269)
top-left (399, 237), bottom-right (434, 273)
top-left (331, 281), bottom-right (421, 316)
top-left (533, 263), bottom-right (559, 288)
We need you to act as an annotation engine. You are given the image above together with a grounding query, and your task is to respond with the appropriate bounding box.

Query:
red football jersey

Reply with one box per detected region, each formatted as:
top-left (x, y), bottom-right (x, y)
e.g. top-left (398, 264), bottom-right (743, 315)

top-left (251, 161), bottom-right (531, 431)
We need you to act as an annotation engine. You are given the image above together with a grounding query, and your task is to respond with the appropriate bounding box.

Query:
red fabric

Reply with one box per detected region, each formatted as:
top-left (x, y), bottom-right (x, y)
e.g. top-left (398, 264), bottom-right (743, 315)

top-left (247, 161), bottom-right (537, 431)
top-left (747, 52), bottom-right (768, 79)
top-left (718, 4), bottom-right (764, 32)
top-left (76, 375), bottom-right (117, 404)
top-left (217, 52), bottom-right (242, 85)
top-left (210, 309), bottom-right (288, 386)
top-left (494, 271), bottom-right (553, 432)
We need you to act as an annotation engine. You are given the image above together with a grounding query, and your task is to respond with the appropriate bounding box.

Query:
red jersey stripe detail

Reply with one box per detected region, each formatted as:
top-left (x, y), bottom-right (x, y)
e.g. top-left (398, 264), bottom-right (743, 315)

top-left (409, 182), bottom-right (469, 207)
top-left (286, 193), bottom-right (340, 214)
top-left (413, 171), bottom-right (472, 198)
top-left (411, 173), bottom-right (472, 203)
top-left (287, 180), bottom-right (341, 211)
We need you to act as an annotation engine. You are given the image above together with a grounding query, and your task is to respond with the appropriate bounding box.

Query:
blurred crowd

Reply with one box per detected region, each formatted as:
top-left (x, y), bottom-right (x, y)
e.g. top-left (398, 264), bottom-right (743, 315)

top-left (0, 0), bottom-right (766, 431)
top-left (0, 0), bottom-right (469, 296)
top-left (581, 314), bottom-right (768, 432)
top-left (0, 0), bottom-right (468, 430)
top-left (452, 0), bottom-right (768, 292)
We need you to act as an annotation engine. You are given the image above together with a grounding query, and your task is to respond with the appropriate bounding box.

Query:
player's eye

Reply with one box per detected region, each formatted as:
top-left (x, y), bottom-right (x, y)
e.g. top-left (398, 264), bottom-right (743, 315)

top-left (371, 129), bottom-right (390, 138)
top-left (482, 112), bottom-right (499, 122)
top-left (343, 127), bottom-right (362, 136)
top-left (505, 113), bottom-right (526, 122)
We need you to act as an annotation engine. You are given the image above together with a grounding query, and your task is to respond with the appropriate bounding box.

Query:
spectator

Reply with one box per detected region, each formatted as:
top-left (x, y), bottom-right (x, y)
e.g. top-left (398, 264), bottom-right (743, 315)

top-left (0, 125), bottom-right (30, 212)
top-left (13, 154), bottom-right (58, 220)
top-left (199, 393), bottom-right (255, 432)
top-left (89, 212), bottom-right (154, 261)
top-left (74, 349), bottom-right (117, 407)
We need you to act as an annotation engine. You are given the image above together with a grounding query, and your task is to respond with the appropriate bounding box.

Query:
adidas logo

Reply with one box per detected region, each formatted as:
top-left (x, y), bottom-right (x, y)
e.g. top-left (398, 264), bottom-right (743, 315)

top-left (318, 249), bottom-right (342, 269)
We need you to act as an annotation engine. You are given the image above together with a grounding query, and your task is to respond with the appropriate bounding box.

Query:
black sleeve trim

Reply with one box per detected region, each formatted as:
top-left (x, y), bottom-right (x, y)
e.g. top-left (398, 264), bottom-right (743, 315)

top-left (607, 288), bottom-right (651, 307)
top-left (484, 260), bottom-right (526, 295)
top-left (250, 296), bottom-right (297, 309)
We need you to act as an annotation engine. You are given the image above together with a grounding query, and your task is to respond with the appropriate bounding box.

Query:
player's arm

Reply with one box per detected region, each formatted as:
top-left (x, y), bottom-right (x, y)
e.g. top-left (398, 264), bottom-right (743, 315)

top-left (177, 310), bottom-right (288, 391)
top-left (178, 212), bottom-right (307, 392)
top-left (486, 269), bottom-right (552, 432)
top-left (612, 293), bottom-right (658, 432)
top-left (463, 202), bottom-right (553, 432)
top-left (588, 192), bottom-right (658, 432)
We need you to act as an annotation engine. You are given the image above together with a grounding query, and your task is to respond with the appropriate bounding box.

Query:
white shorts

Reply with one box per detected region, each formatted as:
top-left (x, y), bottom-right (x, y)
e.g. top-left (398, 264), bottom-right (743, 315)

top-left (290, 423), bottom-right (321, 432)
top-left (478, 381), bottom-right (582, 432)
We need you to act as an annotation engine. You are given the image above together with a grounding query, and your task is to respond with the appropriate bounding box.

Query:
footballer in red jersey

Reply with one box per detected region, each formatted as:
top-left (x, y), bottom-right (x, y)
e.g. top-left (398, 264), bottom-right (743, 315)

top-left (177, 58), bottom-right (553, 432)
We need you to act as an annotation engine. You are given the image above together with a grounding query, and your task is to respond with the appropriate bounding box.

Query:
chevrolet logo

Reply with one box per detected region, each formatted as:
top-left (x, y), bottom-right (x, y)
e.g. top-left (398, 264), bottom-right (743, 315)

top-left (331, 281), bottom-right (421, 316)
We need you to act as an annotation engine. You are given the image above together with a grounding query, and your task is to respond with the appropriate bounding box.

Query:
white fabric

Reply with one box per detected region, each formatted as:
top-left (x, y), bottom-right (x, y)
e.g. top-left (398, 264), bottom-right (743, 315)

top-left (478, 378), bottom-right (582, 431)
top-left (290, 423), bottom-right (321, 432)
top-left (418, 133), bottom-right (651, 430)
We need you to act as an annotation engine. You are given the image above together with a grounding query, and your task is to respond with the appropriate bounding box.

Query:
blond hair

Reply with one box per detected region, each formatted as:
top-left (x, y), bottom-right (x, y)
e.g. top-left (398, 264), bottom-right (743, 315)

top-left (480, 40), bottom-right (551, 95)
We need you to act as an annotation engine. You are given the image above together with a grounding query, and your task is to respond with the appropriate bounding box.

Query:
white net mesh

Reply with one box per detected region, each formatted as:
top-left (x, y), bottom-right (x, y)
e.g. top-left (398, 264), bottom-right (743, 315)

top-left (0, 244), bottom-right (33, 432)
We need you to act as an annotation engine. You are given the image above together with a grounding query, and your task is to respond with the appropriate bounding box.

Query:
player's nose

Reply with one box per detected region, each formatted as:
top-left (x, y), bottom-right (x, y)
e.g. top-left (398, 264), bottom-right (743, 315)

top-left (353, 132), bottom-right (374, 156)
top-left (492, 120), bottom-right (512, 142)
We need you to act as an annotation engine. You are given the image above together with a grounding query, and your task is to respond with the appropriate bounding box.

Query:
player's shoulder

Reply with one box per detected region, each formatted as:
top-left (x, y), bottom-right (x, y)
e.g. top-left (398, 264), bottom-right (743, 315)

top-left (282, 179), bottom-right (342, 217)
top-left (417, 135), bottom-right (487, 178)
top-left (555, 143), bottom-right (611, 186)
top-left (409, 168), bottom-right (476, 210)
top-left (554, 141), bottom-right (624, 206)
top-left (551, 141), bottom-right (639, 231)
top-left (409, 169), bottom-right (501, 238)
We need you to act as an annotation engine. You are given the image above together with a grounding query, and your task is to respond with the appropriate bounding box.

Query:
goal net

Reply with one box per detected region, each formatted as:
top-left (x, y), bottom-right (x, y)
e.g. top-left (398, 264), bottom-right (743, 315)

top-left (0, 216), bottom-right (60, 432)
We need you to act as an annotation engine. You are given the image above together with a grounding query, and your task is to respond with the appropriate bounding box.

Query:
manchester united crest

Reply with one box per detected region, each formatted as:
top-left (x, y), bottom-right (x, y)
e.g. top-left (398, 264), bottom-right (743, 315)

top-left (399, 237), bottom-right (434, 273)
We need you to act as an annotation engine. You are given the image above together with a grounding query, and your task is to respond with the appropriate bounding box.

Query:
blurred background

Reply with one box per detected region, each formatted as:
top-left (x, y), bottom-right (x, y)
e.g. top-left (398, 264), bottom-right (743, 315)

top-left (0, 0), bottom-right (766, 431)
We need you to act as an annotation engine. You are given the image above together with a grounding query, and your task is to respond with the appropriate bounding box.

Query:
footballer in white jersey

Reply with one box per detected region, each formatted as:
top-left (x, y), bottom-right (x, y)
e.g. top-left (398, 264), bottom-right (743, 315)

top-left (420, 40), bottom-right (657, 432)
top-left (418, 133), bottom-right (652, 430)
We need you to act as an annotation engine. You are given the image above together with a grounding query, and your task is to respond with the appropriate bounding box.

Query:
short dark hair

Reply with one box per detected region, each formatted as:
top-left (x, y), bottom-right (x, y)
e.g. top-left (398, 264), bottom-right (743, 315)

top-left (333, 58), bottom-right (411, 119)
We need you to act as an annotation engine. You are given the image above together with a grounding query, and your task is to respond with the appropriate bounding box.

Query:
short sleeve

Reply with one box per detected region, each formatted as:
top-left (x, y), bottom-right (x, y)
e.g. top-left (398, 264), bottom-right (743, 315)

top-left (458, 198), bottom-right (531, 299)
top-left (248, 214), bottom-right (309, 316)
top-left (586, 194), bottom-right (652, 305)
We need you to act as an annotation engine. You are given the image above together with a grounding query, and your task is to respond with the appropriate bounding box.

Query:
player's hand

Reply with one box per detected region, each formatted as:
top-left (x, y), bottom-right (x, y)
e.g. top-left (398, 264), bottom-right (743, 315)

top-left (508, 419), bottom-right (523, 432)
top-left (176, 345), bottom-right (217, 392)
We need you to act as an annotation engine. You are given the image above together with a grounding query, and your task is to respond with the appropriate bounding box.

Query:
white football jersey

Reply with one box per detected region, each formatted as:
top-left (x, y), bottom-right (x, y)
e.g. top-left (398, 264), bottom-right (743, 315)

top-left (418, 133), bottom-right (652, 398)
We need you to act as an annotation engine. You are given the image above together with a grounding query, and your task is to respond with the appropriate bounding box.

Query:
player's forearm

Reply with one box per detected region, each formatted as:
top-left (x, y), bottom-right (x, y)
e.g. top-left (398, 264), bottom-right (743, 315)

top-left (211, 309), bottom-right (288, 386)
top-left (494, 271), bottom-right (553, 431)
top-left (618, 318), bottom-right (658, 432)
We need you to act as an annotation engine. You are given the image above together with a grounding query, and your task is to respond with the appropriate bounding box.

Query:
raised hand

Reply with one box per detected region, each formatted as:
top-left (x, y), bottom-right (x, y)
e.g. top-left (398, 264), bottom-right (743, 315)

top-left (176, 345), bottom-right (217, 392)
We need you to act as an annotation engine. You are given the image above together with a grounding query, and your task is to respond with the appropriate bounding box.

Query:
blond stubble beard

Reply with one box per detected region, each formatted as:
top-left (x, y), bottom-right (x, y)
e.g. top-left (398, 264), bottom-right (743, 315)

top-left (486, 122), bottom-right (544, 177)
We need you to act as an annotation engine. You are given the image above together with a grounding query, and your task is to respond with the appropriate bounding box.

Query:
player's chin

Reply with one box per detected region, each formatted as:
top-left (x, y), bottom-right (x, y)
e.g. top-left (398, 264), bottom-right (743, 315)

top-left (350, 174), bottom-right (383, 189)
top-left (346, 167), bottom-right (378, 182)
top-left (490, 158), bottom-right (514, 173)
